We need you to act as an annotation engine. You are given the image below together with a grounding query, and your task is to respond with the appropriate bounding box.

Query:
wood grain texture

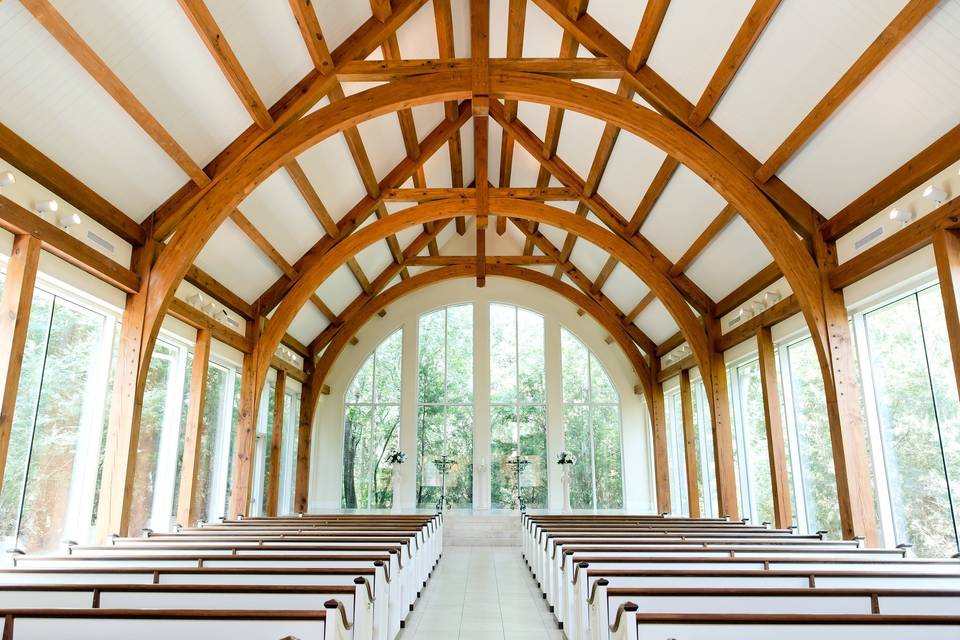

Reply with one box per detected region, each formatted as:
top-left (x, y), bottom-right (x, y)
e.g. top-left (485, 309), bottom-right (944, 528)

top-left (757, 325), bottom-right (792, 529)
top-left (265, 370), bottom-right (287, 517)
top-left (176, 328), bottom-right (212, 528)
top-left (679, 369), bottom-right (700, 518)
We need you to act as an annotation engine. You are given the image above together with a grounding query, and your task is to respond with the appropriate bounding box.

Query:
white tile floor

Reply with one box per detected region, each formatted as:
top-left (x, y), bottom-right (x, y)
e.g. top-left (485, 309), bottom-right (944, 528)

top-left (399, 547), bottom-right (565, 640)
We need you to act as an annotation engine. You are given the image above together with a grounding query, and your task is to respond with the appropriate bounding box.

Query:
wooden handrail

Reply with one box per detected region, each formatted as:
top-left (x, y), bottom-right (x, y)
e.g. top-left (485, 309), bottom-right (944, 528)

top-left (323, 599), bottom-right (353, 630)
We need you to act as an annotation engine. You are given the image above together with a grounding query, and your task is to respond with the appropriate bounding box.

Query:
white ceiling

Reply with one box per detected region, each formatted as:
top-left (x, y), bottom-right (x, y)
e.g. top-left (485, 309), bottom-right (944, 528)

top-left (0, 0), bottom-right (957, 349)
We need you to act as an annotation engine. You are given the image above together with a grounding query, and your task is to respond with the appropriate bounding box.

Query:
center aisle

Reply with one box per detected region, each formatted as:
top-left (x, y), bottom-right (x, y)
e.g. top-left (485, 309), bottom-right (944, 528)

top-left (400, 547), bottom-right (564, 640)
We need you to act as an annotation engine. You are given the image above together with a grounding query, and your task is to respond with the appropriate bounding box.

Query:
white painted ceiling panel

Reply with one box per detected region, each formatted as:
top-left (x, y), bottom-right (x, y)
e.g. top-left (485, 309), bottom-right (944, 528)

top-left (488, 119), bottom-right (504, 188)
top-left (238, 170), bottom-right (325, 264)
top-left (316, 264), bottom-right (363, 315)
top-left (710, 0), bottom-right (908, 162)
top-left (54, 0), bottom-right (252, 168)
top-left (597, 131), bottom-right (666, 219)
top-left (296, 134), bottom-right (368, 222)
top-left (780, 1), bottom-right (960, 216)
top-left (287, 303), bottom-right (330, 346)
top-left (423, 143), bottom-right (454, 188)
top-left (355, 239), bottom-right (395, 280)
top-left (356, 112), bottom-right (408, 182)
top-left (569, 239), bottom-right (607, 282)
top-left (514, 101), bottom-right (550, 146)
top-left (588, 0), bottom-right (648, 53)
top-left (393, 218), bottom-right (425, 251)
top-left (460, 117), bottom-right (476, 187)
top-left (340, 80), bottom-right (386, 98)
top-left (538, 223), bottom-right (567, 250)
top-left (647, 0), bottom-right (755, 103)
top-left (635, 298), bottom-right (679, 344)
top-left (602, 263), bottom-right (649, 314)
top-left (411, 104), bottom-right (447, 141)
top-left (555, 109), bottom-right (606, 181)
top-left (0, 1), bottom-right (187, 219)
top-left (640, 166), bottom-right (726, 262)
top-left (684, 216), bottom-right (773, 301)
top-left (508, 143), bottom-right (542, 187)
top-left (523, 1), bottom-right (565, 57)
top-left (195, 218), bottom-right (283, 303)
top-left (449, 0), bottom-right (473, 57)
top-left (395, 1), bottom-right (441, 59)
top-left (206, 0), bottom-right (314, 107)
top-left (311, 0), bottom-right (371, 52)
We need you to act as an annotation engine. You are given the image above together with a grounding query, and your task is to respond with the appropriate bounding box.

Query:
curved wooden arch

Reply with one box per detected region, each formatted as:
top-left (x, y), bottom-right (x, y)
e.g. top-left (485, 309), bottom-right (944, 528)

top-left (313, 263), bottom-right (653, 410)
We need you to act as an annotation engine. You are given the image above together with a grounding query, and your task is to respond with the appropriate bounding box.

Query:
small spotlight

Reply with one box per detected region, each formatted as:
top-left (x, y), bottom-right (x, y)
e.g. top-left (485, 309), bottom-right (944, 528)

top-left (922, 185), bottom-right (947, 205)
top-left (56, 212), bottom-right (81, 229)
top-left (0, 171), bottom-right (15, 188)
top-left (888, 208), bottom-right (915, 224)
top-left (34, 199), bottom-right (58, 215)
top-left (751, 300), bottom-right (766, 314)
top-left (763, 290), bottom-right (781, 306)
top-left (201, 301), bottom-right (218, 316)
top-left (187, 293), bottom-right (204, 308)
top-left (738, 307), bottom-right (754, 321)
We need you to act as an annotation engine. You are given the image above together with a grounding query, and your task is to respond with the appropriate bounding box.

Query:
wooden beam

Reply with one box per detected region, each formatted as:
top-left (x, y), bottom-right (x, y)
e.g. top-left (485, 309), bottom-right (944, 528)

top-left (21, 0), bottom-right (209, 187)
top-left (472, 0), bottom-right (490, 231)
top-left (756, 325), bottom-right (792, 529)
top-left (265, 370), bottom-right (286, 516)
top-left (184, 264), bottom-right (254, 319)
top-left (656, 330), bottom-right (686, 357)
top-left (405, 255), bottom-right (554, 266)
top-left (433, 0), bottom-right (468, 235)
top-left (229, 320), bottom-right (261, 518)
top-left (476, 228), bottom-right (486, 287)
top-left (0, 196), bottom-right (139, 294)
top-left (383, 187), bottom-right (579, 201)
top-left (657, 354), bottom-right (696, 383)
top-left (295, 368), bottom-right (319, 513)
top-left (0, 122), bottom-right (145, 245)
top-left (705, 318), bottom-right (739, 520)
top-left (755, 0), bottom-right (938, 183)
top-left (830, 195), bottom-right (960, 290)
top-left (496, 0), bottom-right (528, 235)
top-left (679, 368), bottom-right (700, 518)
top-left (670, 204), bottom-right (737, 276)
top-left (823, 123), bottom-right (960, 241)
top-left (168, 297), bottom-right (251, 354)
top-left (336, 56), bottom-right (624, 80)
top-left (175, 327), bottom-right (211, 527)
top-left (625, 291), bottom-right (656, 323)
top-left (626, 156), bottom-right (679, 236)
top-left (628, 0), bottom-right (670, 69)
top-left (0, 234), bottom-right (41, 497)
top-left (688, 0), bottom-right (781, 126)
top-left (650, 356), bottom-right (671, 514)
top-left (715, 261), bottom-right (782, 318)
top-left (715, 294), bottom-right (800, 352)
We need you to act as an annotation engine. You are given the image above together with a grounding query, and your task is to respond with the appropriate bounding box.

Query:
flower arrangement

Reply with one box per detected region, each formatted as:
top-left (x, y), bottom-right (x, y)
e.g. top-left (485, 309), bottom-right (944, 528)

top-left (386, 449), bottom-right (407, 465)
top-left (556, 451), bottom-right (576, 465)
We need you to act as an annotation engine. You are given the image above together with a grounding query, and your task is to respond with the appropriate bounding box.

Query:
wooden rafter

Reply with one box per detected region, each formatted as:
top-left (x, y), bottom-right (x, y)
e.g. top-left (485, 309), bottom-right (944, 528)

top-left (624, 291), bottom-right (656, 324)
top-left (629, 0), bottom-right (670, 69)
top-left (383, 187), bottom-right (579, 201)
top-left (755, 0), bottom-right (939, 183)
top-left (21, 0), bottom-right (209, 187)
top-left (406, 255), bottom-right (554, 266)
top-left (432, 0), bottom-right (468, 235)
top-left (714, 261), bottom-right (782, 319)
top-left (472, 0), bottom-right (491, 236)
top-left (669, 204), bottom-right (738, 276)
top-left (337, 56), bottom-right (623, 80)
top-left (496, 0), bottom-right (528, 235)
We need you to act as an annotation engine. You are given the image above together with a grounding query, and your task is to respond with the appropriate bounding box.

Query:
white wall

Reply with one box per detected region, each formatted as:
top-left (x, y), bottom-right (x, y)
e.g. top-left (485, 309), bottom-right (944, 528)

top-left (310, 276), bottom-right (655, 513)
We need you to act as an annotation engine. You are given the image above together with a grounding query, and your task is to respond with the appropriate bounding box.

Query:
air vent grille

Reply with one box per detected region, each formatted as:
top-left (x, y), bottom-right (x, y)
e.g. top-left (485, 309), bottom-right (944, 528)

top-left (86, 230), bottom-right (115, 254)
top-left (854, 226), bottom-right (884, 250)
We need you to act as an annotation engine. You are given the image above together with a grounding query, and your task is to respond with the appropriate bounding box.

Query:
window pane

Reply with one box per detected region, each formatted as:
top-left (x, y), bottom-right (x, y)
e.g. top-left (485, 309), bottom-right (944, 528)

top-left (347, 355), bottom-right (374, 405)
top-left (865, 292), bottom-right (957, 556)
top-left (518, 309), bottom-right (545, 403)
top-left (491, 404), bottom-right (517, 509)
top-left (518, 404), bottom-right (547, 508)
top-left (561, 330), bottom-right (589, 404)
top-left (592, 404), bottom-right (623, 509)
top-left (445, 405), bottom-right (474, 508)
top-left (375, 331), bottom-right (402, 405)
top-left (692, 379), bottom-right (717, 517)
top-left (445, 305), bottom-right (473, 404)
top-left (417, 310), bottom-right (445, 404)
top-left (193, 363), bottom-right (228, 523)
top-left (490, 304), bottom-right (517, 404)
top-left (563, 404), bottom-right (592, 509)
top-left (786, 338), bottom-right (841, 538)
top-left (665, 391), bottom-right (688, 515)
top-left (736, 360), bottom-right (775, 525)
top-left (416, 405), bottom-right (443, 509)
top-left (590, 355), bottom-right (618, 404)
top-left (342, 404), bottom-right (372, 509)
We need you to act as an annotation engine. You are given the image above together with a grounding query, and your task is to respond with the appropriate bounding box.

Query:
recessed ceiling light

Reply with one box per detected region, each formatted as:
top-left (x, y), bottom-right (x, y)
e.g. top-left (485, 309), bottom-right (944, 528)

top-left (888, 208), bottom-right (915, 224)
top-left (0, 171), bottom-right (14, 188)
top-left (57, 212), bottom-right (81, 229)
top-left (34, 199), bottom-right (58, 214)
top-left (922, 185), bottom-right (947, 205)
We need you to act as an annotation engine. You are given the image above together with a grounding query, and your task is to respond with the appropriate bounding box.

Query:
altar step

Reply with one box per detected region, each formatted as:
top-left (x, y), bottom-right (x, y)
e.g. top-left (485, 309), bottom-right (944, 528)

top-left (442, 510), bottom-right (521, 546)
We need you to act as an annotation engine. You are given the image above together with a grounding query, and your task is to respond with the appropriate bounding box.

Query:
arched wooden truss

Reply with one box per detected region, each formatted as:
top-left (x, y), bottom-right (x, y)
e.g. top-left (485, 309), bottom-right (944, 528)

top-left (91, 71), bottom-right (880, 544)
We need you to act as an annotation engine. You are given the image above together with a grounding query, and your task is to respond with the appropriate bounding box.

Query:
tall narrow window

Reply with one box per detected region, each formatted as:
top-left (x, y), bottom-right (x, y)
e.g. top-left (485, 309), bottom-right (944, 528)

top-left (691, 378), bottom-right (717, 517)
top-left (490, 304), bottom-right (547, 509)
top-left (731, 360), bottom-right (775, 525)
top-left (342, 329), bottom-right (403, 509)
top-left (0, 290), bottom-right (115, 552)
top-left (279, 390), bottom-right (301, 515)
top-left (561, 329), bottom-right (623, 509)
top-left (417, 305), bottom-right (473, 509)
top-left (861, 285), bottom-right (960, 556)
top-left (249, 382), bottom-right (275, 517)
top-left (665, 389), bottom-right (688, 515)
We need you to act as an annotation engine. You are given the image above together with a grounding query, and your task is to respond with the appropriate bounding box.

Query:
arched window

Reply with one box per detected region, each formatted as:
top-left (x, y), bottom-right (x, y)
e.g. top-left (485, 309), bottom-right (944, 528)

top-left (341, 329), bottom-right (402, 509)
top-left (416, 305), bottom-right (474, 508)
top-left (490, 304), bottom-right (547, 509)
top-left (561, 328), bottom-right (623, 509)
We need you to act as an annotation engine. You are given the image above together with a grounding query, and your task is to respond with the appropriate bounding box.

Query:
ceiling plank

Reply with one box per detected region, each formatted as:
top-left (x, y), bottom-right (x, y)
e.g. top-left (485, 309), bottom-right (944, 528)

top-left (755, 0), bottom-right (939, 183)
top-left (823, 123), bottom-right (960, 241)
top-left (177, 0), bottom-right (273, 129)
top-left (688, 0), bottom-right (781, 127)
top-left (0, 121), bottom-right (145, 245)
top-left (669, 203), bottom-right (738, 276)
top-left (20, 0), bottom-right (209, 187)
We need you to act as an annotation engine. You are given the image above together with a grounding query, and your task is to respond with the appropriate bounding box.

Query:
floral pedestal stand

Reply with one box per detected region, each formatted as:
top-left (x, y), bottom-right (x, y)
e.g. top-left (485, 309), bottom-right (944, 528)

top-left (556, 451), bottom-right (576, 513)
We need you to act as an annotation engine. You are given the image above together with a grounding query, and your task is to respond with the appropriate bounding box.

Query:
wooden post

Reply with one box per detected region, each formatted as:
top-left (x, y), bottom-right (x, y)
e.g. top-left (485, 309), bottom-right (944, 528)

top-left (265, 369), bottom-right (286, 517)
top-left (294, 370), bottom-right (318, 514)
top-left (934, 228), bottom-right (960, 413)
top-left (706, 318), bottom-right (739, 520)
top-left (812, 228), bottom-right (878, 544)
top-left (0, 234), bottom-right (41, 495)
top-left (96, 239), bottom-right (157, 540)
top-left (756, 325), bottom-right (792, 528)
top-left (175, 328), bottom-right (211, 527)
top-left (649, 357), bottom-right (670, 514)
top-left (229, 318), bottom-right (262, 518)
top-left (679, 369), bottom-right (700, 518)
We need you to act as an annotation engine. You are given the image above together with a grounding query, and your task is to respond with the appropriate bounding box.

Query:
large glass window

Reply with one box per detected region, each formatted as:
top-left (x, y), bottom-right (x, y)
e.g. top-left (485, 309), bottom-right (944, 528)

top-left (860, 285), bottom-right (960, 556)
top-left (490, 304), bottom-right (547, 509)
top-left (730, 360), bottom-right (776, 525)
top-left (417, 305), bottom-right (473, 509)
top-left (278, 390), bottom-right (301, 515)
top-left (561, 329), bottom-right (623, 509)
top-left (342, 329), bottom-right (402, 509)
top-left (691, 377), bottom-right (718, 518)
top-left (0, 289), bottom-right (115, 552)
top-left (665, 389), bottom-right (688, 515)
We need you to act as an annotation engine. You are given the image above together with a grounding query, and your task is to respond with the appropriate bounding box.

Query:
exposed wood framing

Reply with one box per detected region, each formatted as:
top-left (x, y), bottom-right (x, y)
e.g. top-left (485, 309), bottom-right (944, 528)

top-left (757, 325), bottom-right (792, 529)
top-left (265, 370), bottom-right (287, 517)
top-left (175, 327), bottom-right (211, 528)
top-left (649, 355), bottom-right (671, 514)
top-left (679, 369), bottom-right (700, 518)
top-left (496, 0), bottom-right (528, 235)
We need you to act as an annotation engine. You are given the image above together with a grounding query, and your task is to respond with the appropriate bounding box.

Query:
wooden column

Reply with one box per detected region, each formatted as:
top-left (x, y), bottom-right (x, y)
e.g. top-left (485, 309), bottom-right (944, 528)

top-left (175, 328), bottom-right (211, 527)
top-left (813, 228), bottom-right (878, 544)
top-left (229, 317), bottom-right (262, 518)
top-left (96, 239), bottom-right (157, 539)
top-left (265, 369), bottom-right (286, 517)
top-left (679, 369), bottom-right (700, 518)
top-left (0, 234), bottom-right (41, 495)
top-left (706, 319), bottom-right (739, 520)
top-left (649, 357), bottom-right (670, 514)
top-left (756, 325), bottom-right (792, 528)
top-left (934, 228), bottom-right (960, 412)
top-left (294, 370), bottom-right (319, 514)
